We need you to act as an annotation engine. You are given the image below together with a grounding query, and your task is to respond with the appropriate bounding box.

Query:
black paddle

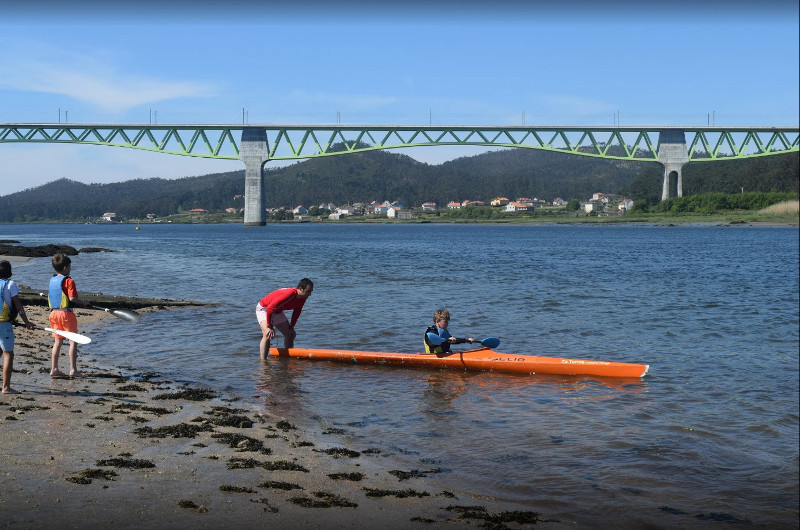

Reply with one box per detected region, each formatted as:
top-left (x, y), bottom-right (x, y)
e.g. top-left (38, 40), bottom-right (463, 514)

top-left (86, 304), bottom-right (141, 323)
top-left (426, 332), bottom-right (500, 348)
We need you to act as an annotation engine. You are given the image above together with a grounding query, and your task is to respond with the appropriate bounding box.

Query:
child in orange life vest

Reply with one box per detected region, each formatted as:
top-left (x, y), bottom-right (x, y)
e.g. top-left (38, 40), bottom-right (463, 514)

top-left (0, 260), bottom-right (35, 393)
top-left (48, 253), bottom-right (90, 378)
top-left (424, 309), bottom-right (474, 354)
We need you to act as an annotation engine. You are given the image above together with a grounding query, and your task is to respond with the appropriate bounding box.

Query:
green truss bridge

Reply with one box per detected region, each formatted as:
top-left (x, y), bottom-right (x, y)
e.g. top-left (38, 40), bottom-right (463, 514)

top-left (1, 123), bottom-right (798, 225)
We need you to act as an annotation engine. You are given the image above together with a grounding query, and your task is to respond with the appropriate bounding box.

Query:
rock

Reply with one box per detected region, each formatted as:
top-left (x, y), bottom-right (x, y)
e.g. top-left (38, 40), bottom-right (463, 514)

top-left (0, 243), bottom-right (79, 257)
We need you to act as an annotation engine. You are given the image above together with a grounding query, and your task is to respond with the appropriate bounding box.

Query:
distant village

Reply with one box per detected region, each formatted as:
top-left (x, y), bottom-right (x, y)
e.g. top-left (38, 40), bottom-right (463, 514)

top-left (98, 193), bottom-right (635, 222)
top-left (272, 192), bottom-right (635, 220)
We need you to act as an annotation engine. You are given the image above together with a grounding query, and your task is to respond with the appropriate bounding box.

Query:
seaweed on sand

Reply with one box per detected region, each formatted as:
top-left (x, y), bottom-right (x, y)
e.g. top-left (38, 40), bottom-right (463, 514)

top-left (219, 484), bottom-right (257, 493)
top-left (389, 468), bottom-right (444, 481)
top-left (211, 432), bottom-right (270, 453)
top-left (154, 388), bottom-right (217, 401)
top-left (445, 505), bottom-right (540, 528)
top-left (259, 480), bottom-right (303, 490)
top-left (194, 406), bottom-right (255, 428)
top-left (315, 447), bottom-right (360, 458)
top-left (65, 468), bottom-right (119, 485)
top-left (275, 420), bottom-right (296, 431)
top-left (289, 491), bottom-right (357, 508)
top-left (263, 460), bottom-right (309, 472)
top-left (133, 422), bottom-right (213, 439)
top-left (96, 457), bottom-right (156, 469)
top-left (364, 488), bottom-right (431, 498)
top-left (110, 403), bottom-right (172, 416)
top-left (227, 457), bottom-right (265, 469)
top-left (327, 472), bottom-right (366, 481)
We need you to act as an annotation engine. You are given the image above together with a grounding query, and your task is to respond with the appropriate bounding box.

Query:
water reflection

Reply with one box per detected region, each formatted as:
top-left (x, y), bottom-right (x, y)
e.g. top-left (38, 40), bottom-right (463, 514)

top-left (254, 358), bottom-right (313, 425)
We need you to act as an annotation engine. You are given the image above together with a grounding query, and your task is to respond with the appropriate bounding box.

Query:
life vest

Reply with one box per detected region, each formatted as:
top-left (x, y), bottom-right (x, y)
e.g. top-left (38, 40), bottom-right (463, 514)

top-left (48, 275), bottom-right (72, 311)
top-left (424, 325), bottom-right (449, 354)
top-left (0, 278), bottom-right (18, 322)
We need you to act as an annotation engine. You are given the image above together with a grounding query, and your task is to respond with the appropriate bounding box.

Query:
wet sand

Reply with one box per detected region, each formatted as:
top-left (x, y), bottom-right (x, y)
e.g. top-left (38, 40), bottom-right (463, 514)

top-left (1, 305), bottom-right (541, 529)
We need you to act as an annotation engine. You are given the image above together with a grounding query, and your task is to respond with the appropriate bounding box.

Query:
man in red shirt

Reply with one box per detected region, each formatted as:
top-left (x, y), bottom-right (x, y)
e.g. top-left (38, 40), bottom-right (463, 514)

top-left (256, 278), bottom-right (314, 360)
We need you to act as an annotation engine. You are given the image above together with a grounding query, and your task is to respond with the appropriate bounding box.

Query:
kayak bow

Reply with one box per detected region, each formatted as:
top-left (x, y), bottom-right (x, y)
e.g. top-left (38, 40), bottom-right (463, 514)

top-left (269, 347), bottom-right (649, 378)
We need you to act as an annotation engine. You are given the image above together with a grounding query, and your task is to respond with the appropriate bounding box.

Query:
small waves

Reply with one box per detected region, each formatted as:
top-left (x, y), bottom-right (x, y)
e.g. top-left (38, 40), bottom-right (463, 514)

top-left (7, 222), bottom-right (798, 527)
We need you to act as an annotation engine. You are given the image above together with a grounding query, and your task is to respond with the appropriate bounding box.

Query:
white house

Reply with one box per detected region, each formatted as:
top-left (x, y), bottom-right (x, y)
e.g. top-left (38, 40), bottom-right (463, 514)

top-left (553, 198), bottom-right (565, 206)
top-left (421, 202), bottom-right (437, 211)
top-left (618, 199), bottom-right (634, 211)
top-left (505, 201), bottom-right (533, 212)
top-left (447, 201), bottom-right (461, 209)
top-left (387, 206), bottom-right (401, 218)
top-left (292, 205), bottom-right (308, 215)
top-left (102, 212), bottom-right (117, 221)
top-left (583, 202), bottom-right (595, 213)
top-left (491, 197), bottom-right (510, 206)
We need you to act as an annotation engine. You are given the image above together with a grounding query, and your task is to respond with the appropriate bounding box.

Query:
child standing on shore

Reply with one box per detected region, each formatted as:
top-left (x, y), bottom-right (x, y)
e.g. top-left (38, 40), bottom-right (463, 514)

top-left (48, 253), bottom-right (89, 378)
top-left (0, 260), bottom-right (36, 393)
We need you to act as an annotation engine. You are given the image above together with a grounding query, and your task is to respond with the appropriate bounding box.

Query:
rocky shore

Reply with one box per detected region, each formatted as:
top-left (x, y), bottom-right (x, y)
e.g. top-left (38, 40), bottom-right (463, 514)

top-left (1, 303), bottom-right (541, 529)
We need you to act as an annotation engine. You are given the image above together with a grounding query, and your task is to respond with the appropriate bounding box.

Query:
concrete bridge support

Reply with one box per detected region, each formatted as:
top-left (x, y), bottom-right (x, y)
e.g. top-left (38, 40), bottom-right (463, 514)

top-left (239, 128), bottom-right (269, 226)
top-left (657, 129), bottom-right (689, 200)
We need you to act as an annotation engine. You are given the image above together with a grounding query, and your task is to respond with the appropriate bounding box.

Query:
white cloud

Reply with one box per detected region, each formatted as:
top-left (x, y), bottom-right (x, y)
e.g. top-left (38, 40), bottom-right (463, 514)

top-left (0, 40), bottom-right (216, 113)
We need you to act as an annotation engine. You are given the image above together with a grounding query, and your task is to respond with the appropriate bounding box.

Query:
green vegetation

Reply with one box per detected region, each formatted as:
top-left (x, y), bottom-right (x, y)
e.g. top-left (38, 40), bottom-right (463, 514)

top-left (648, 192), bottom-right (797, 214)
top-left (0, 146), bottom-right (796, 223)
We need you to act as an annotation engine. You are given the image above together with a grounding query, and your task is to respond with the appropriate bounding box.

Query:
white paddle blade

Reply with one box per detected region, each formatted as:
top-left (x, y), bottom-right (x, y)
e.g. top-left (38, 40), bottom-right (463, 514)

top-left (45, 327), bottom-right (92, 345)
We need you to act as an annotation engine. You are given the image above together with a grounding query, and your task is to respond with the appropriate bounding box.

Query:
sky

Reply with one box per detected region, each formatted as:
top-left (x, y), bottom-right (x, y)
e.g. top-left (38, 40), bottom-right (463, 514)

top-left (1, 0), bottom-right (798, 195)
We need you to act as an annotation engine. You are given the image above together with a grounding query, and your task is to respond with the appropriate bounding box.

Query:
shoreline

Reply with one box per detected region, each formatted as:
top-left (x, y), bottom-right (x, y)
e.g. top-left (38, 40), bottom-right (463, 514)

top-left (1, 305), bottom-right (542, 528)
top-left (2, 210), bottom-right (798, 228)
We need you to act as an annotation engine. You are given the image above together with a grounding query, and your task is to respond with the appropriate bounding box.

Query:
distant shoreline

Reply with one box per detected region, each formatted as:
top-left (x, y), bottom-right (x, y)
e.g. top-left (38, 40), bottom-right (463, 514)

top-left (2, 215), bottom-right (797, 226)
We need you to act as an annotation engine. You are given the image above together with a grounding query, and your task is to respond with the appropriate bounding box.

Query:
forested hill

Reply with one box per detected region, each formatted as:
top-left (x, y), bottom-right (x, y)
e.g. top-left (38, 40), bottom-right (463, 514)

top-left (0, 147), bottom-right (797, 222)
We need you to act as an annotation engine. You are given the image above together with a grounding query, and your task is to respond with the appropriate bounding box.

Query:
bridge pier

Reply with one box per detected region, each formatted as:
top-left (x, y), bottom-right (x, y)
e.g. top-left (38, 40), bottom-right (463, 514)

top-left (657, 129), bottom-right (689, 200)
top-left (239, 128), bottom-right (269, 226)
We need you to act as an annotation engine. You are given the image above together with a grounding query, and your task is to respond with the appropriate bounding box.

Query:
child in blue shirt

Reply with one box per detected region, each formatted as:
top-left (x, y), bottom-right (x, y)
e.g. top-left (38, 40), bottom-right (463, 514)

top-left (423, 308), bottom-right (474, 354)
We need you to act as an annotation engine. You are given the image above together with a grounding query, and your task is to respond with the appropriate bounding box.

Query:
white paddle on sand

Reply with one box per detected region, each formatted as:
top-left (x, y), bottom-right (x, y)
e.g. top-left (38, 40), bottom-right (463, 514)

top-left (14, 322), bottom-right (92, 344)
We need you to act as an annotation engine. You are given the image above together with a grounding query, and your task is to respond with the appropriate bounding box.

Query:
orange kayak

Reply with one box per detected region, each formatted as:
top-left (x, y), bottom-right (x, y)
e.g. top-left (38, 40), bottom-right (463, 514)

top-left (269, 347), bottom-right (649, 378)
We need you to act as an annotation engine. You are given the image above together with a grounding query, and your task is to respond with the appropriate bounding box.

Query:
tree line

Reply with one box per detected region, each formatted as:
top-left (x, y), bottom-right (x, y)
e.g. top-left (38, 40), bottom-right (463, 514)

top-left (0, 147), bottom-right (796, 222)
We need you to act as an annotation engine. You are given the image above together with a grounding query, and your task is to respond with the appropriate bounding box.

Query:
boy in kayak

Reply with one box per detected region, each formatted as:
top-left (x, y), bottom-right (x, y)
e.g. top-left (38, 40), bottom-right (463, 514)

top-left (0, 260), bottom-right (36, 393)
top-left (424, 309), bottom-right (474, 354)
top-left (48, 253), bottom-right (90, 378)
top-left (257, 278), bottom-right (314, 360)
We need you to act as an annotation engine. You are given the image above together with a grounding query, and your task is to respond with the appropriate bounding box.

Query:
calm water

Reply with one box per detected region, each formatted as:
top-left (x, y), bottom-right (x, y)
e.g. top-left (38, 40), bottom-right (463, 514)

top-left (4, 222), bottom-right (798, 527)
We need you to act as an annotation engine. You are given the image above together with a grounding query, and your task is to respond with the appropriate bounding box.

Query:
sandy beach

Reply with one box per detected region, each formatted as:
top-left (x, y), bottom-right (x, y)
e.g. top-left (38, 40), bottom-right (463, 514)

top-left (0, 304), bottom-right (541, 529)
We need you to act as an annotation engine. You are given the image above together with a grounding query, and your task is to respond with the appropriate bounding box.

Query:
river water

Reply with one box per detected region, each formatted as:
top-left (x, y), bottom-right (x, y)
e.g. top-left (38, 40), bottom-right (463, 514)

top-left (4, 222), bottom-right (798, 527)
